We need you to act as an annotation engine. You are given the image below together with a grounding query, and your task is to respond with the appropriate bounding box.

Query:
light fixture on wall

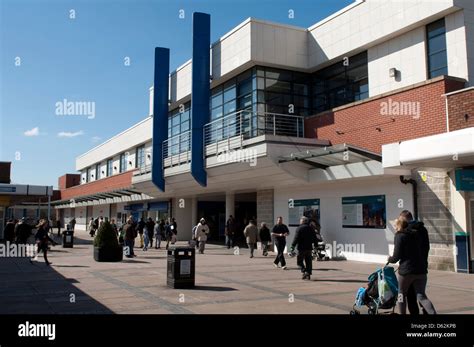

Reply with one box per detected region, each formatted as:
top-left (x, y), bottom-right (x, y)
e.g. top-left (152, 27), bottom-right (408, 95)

top-left (147, 154), bottom-right (151, 159)
top-left (101, 171), bottom-right (105, 175)
top-left (389, 68), bottom-right (398, 78)
top-left (128, 161), bottom-right (132, 166)
top-left (114, 166), bottom-right (117, 171)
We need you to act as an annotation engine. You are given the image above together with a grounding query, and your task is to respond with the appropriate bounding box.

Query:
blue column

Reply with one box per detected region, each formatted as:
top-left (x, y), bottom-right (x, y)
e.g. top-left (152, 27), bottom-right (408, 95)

top-left (191, 12), bottom-right (210, 187)
top-left (151, 47), bottom-right (170, 192)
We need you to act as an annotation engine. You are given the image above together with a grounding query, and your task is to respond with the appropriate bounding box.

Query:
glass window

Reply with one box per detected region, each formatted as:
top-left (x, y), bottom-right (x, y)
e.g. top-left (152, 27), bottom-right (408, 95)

top-left (136, 146), bottom-right (145, 169)
top-left (95, 164), bottom-right (100, 180)
top-left (427, 19), bottom-right (447, 79)
top-left (238, 94), bottom-right (253, 109)
top-left (265, 79), bottom-right (291, 93)
top-left (107, 159), bottom-right (113, 177)
top-left (120, 153), bottom-right (127, 173)
top-left (223, 100), bottom-right (236, 115)
top-left (266, 68), bottom-right (292, 81)
top-left (223, 82), bottom-right (236, 103)
top-left (237, 78), bottom-right (252, 97)
top-left (211, 106), bottom-right (223, 120)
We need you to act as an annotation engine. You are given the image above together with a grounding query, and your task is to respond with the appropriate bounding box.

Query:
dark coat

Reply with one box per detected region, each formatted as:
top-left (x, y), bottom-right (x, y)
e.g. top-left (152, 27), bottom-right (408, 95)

top-left (124, 223), bottom-right (136, 241)
top-left (259, 226), bottom-right (272, 242)
top-left (388, 221), bottom-right (430, 275)
top-left (291, 223), bottom-right (316, 251)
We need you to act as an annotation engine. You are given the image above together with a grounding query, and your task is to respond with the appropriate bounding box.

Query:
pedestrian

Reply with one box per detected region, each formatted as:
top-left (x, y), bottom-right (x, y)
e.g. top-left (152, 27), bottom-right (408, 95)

top-left (146, 217), bottom-right (155, 248)
top-left (154, 219), bottom-right (164, 249)
top-left (271, 216), bottom-right (289, 270)
top-left (259, 222), bottom-right (271, 256)
top-left (31, 219), bottom-right (58, 266)
top-left (138, 218), bottom-right (145, 248)
top-left (165, 219), bottom-right (172, 250)
top-left (56, 220), bottom-right (61, 237)
top-left (88, 217), bottom-right (95, 237)
top-left (388, 210), bottom-right (437, 314)
top-left (123, 217), bottom-right (136, 258)
top-left (195, 218), bottom-right (210, 254)
top-left (225, 215), bottom-right (236, 249)
top-left (143, 225), bottom-right (150, 251)
top-left (4, 219), bottom-right (15, 243)
top-left (290, 216), bottom-right (317, 280)
top-left (244, 220), bottom-right (259, 258)
top-left (110, 219), bottom-right (118, 236)
top-left (70, 218), bottom-right (76, 232)
top-left (15, 218), bottom-right (31, 244)
top-left (171, 218), bottom-right (178, 237)
top-left (99, 216), bottom-right (104, 230)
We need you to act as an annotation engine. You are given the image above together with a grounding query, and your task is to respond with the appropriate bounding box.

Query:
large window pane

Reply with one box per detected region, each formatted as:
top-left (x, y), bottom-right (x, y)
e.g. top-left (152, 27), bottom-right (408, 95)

top-left (237, 79), bottom-right (252, 96)
top-left (223, 100), bottom-right (236, 115)
top-left (265, 79), bottom-right (291, 93)
top-left (223, 82), bottom-right (236, 103)
top-left (211, 106), bottom-right (223, 120)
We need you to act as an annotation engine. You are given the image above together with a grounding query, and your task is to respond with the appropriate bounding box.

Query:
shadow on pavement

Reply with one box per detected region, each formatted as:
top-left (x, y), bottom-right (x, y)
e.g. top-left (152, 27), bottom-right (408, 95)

top-left (0, 257), bottom-right (113, 314)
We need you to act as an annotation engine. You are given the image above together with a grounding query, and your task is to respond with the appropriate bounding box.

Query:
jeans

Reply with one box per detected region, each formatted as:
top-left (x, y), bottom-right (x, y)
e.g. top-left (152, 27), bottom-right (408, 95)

top-left (155, 234), bottom-right (162, 248)
top-left (248, 243), bottom-right (256, 257)
top-left (297, 250), bottom-right (313, 275)
top-left (397, 273), bottom-right (436, 314)
top-left (225, 235), bottom-right (234, 248)
top-left (274, 239), bottom-right (286, 267)
top-left (199, 241), bottom-right (206, 253)
top-left (261, 241), bottom-right (269, 255)
top-left (143, 233), bottom-right (149, 249)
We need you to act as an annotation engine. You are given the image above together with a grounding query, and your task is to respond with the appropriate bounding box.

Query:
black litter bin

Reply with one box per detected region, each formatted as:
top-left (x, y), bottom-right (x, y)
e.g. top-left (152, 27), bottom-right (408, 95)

top-left (62, 229), bottom-right (74, 248)
top-left (167, 246), bottom-right (195, 289)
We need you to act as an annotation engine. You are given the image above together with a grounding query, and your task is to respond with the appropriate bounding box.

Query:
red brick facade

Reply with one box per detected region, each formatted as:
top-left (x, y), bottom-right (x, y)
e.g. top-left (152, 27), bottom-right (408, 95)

top-left (305, 76), bottom-right (466, 153)
top-left (58, 174), bottom-right (81, 190)
top-left (447, 88), bottom-right (474, 132)
top-left (60, 171), bottom-right (134, 200)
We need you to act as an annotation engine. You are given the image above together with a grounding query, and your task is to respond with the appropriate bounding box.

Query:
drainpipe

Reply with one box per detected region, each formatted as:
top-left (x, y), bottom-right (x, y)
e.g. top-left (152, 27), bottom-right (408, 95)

top-left (400, 176), bottom-right (418, 220)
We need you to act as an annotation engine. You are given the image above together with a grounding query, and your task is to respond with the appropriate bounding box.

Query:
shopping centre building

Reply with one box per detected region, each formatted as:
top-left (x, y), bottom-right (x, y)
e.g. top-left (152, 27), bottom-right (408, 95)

top-left (51, 0), bottom-right (474, 273)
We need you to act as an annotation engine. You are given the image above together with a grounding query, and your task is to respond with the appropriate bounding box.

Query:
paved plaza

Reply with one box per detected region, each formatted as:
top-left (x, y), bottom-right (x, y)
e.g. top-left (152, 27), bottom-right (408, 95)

top-left (0, 230), bottom-right (473, 314)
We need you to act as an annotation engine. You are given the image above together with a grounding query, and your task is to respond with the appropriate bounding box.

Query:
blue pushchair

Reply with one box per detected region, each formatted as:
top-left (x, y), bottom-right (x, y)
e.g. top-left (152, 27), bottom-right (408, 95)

top-left (350, 264), bottom-right (398, 315)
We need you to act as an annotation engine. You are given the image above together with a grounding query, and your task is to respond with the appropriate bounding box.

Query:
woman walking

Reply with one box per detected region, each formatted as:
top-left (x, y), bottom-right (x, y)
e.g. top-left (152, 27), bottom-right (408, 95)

top-left (31, 219), bottom-right (57, 266)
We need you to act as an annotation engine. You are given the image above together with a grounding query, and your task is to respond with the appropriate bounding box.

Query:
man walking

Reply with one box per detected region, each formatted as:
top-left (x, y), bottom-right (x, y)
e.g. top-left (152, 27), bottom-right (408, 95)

top-left (225, 215), bottom-right (236, 249)
top-left (195, 218), bottom-right (210, 254)
top-left (290, 216), bottom-right (317, 280)
top-left (243, 220), bottom-right (259, 258)
top-left (271, 216), bottom-right (289, 269)
top-left (123, 218), bottom-right (136, 258)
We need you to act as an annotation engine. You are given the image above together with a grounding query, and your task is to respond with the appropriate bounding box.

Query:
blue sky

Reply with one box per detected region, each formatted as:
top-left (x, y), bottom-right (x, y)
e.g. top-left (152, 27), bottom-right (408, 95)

top-left (0, 0), bottom-right (353, 188)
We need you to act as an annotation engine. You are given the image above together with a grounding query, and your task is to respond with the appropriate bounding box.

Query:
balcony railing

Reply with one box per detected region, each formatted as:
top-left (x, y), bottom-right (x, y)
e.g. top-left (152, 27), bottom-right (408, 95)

top-left (203, 110), bottom-right (304, 155)
top-left (162, 131), bottom-right (191, 168)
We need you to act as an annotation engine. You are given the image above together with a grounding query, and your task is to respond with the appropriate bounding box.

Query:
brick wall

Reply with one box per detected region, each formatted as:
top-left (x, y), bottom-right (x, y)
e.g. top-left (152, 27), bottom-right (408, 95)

top-left (305, 76), bottom-right (466, 153)
top-left (60, 171), bottom-right (134, 200)
top-left (58, 174), bottom-right (81, 190)
top-left (447, 88), bottom-right (474, 132)
top-left (0, 162), bottom-right (11, 184)
top-left (413, 168), bottom-right (455, 271)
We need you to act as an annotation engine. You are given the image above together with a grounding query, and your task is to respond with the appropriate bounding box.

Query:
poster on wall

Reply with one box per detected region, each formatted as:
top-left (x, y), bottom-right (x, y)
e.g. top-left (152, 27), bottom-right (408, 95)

top-left (342, 195), bottom-right (386, 229)
top-left (288, 199), bottom-right (320, 226)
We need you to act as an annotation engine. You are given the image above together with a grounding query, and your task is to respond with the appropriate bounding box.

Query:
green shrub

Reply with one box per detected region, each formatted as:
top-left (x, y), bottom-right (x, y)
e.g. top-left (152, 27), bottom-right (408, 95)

top-left (94, 220), bottom-right (119, 248)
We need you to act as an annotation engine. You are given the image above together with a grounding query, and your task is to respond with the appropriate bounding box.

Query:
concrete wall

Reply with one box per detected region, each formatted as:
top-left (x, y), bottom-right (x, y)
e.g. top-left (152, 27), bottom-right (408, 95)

top-left (250, 20), bottom-right (307, 70)
top-left (274, 176), bottom-right (413, 264)
top-left (172, 197), bottom-right (193, 241)
top-left (257, 189), bottom-right (274, 228)
top-left (368, 27), bottom-right (427, 96)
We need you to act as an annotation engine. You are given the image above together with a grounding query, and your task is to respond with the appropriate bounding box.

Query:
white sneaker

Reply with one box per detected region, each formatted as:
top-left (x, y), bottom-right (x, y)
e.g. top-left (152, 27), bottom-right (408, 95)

top-left (273, 263), bottom-right (279, 268)
top-left (281, 266), bottom-right (288, 270)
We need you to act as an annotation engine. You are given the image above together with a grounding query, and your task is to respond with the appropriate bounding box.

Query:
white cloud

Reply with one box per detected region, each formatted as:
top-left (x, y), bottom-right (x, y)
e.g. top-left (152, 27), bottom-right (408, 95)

top-left (91, 136), bottom-right (102, 143)
top-left (57, 130), bottom-right (84, 138)
top-left (24, 127), bottom-right (39, 136)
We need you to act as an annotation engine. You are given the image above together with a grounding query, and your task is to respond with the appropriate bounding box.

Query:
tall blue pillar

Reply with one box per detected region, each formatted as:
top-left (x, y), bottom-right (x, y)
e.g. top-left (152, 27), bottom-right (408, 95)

top-left (152, 47), bottom-right (170, 192)
top-left (191, 12), bottom-right (210, 187)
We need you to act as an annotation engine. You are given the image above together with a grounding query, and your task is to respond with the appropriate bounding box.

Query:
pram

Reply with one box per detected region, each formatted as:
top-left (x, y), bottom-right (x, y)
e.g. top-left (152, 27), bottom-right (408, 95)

top-left (350, 264), bottom-right (398, 315)
top-left (312, 229), bottom-right (329, 261)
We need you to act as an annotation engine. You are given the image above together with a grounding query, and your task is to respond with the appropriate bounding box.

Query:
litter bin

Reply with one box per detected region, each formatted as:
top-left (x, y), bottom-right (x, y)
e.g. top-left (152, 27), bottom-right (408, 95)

top-left (167, 246), bottom-right (195, 289)
top-left (62, 229), bottom-right (74, 248)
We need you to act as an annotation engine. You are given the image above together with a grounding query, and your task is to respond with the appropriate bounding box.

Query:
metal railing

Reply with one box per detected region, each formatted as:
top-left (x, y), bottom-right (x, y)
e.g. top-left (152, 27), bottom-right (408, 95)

top-left (203, 110), bottom-right (304, 155)
top-left (162, 131), bottom-right (191, 168)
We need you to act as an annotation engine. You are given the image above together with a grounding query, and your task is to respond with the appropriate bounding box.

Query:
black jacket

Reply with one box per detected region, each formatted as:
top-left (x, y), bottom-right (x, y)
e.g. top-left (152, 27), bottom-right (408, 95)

top-left (388, 221), bottom-right (430, 275)
top-left (259, 226), bottom-right (271, 242)
top-left (291, 223), bottom-right (317, 251)
top-left (271, 224), bottom-right (289, 242)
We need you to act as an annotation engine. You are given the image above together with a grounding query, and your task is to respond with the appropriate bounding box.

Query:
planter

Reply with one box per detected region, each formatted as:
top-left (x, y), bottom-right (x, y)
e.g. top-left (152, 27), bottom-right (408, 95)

top-left (93, 246), bottom-right (123, 262)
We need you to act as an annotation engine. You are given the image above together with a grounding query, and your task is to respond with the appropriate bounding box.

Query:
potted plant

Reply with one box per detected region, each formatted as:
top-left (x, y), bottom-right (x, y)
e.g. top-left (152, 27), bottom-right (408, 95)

top-left (93, 220), bottom-right (123, 262)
